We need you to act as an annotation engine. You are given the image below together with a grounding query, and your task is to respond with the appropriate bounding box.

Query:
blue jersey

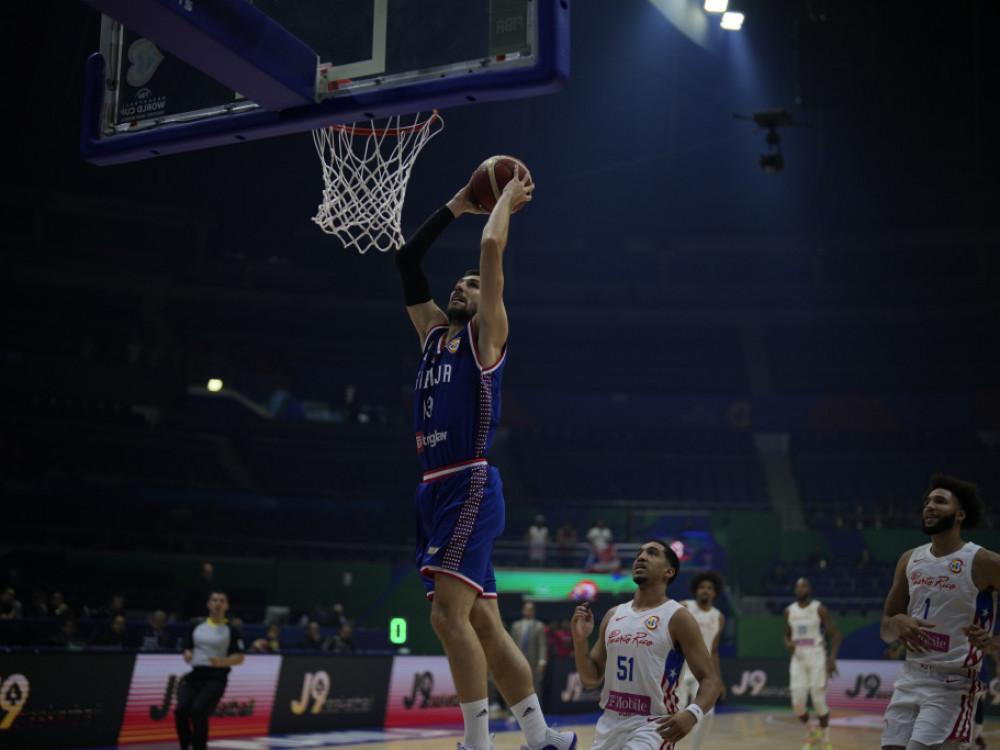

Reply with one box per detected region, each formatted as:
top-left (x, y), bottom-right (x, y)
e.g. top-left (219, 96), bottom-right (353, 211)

top-left (412, 322), bottom-right (505, 474)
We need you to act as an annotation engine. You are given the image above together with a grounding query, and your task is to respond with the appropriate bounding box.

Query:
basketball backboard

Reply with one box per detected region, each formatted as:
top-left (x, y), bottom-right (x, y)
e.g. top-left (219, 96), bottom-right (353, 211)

top-left (79, 0), bottom-right (570, 165)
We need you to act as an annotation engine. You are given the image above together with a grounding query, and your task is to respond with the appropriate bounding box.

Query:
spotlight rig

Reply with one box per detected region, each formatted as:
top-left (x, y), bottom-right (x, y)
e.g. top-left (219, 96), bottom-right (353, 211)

top-left (732, 108), bottom-right (801, 174)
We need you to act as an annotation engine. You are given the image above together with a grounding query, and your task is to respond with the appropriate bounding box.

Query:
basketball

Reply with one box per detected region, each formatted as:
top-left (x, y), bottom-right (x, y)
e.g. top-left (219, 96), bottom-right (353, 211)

top-left (470, 155), bottom-right (532, 212)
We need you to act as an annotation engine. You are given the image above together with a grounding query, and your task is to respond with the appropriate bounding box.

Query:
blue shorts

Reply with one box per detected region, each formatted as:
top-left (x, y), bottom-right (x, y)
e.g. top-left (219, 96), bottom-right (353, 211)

top-left (414, 462), bottom-right (505, 599)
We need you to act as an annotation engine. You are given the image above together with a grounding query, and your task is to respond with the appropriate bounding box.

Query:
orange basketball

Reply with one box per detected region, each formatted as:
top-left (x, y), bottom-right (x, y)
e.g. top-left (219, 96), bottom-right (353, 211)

top-left (470, 155), bottom-right (532, 212)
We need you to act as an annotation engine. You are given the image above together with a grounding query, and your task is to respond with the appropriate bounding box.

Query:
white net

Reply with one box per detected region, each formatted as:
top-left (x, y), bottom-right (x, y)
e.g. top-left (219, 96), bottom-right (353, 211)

top-left (311, 111), bottom-right (444, 254)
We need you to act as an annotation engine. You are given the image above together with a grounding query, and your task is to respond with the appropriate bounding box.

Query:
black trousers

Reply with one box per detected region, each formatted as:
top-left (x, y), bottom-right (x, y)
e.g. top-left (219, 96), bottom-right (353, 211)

top-left (174, 669), bottom-right (228, 750)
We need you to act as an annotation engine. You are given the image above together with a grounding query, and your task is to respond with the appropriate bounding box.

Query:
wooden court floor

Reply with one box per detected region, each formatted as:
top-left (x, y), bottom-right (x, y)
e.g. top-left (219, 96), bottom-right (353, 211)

top-left (325, 710), bottom-right (882, 750)
top-left (112, 708), bottom-right (994, 750)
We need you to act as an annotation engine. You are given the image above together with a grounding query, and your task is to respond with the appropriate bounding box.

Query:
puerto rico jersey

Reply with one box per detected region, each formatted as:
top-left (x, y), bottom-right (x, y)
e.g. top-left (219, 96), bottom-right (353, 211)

top-left (786, 600), bottom-right (826, 655)
top-left (906, 541), bottom-right (992, 671)
top-left (413, 322), bottom-right (505, 473)
top-left (600, 600), bottom-right (685, 717)
top-left (678, 600), bottom-right (722, 684)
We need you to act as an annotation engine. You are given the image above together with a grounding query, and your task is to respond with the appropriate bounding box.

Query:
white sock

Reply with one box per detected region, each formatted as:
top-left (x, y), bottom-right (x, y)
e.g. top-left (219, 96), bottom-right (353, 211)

top-left (460, 698), bottom-right (491, 750)
top-left (510, 694), bottom-right (548, 748)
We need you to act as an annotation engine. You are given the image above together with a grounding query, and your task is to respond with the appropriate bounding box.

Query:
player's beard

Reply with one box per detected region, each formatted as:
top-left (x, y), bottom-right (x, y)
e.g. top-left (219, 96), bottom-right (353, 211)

top-left (698, 596), bottom-right (711, 606)
top-left (922, 511), bottom-right (957, 536)
top-left (447, 304), bottom-right (473, 325)
top-left (633, 572), bottom-right (647, 584)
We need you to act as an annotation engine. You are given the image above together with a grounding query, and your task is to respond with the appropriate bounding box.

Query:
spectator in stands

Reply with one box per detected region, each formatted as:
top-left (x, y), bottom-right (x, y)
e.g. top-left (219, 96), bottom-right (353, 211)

top-left (547, 618), bottom-right (573, 659)
top-left (0, 587), bottom-right (22, 619)
top-left (586, 519), bottom-right (613, 553)
top-left (43, 617), bottom-right (87, 650)
top-left (296, 621), bottom-right (324, 650)
top-left (856, 548), bottom-right (872, 570)
top-left (94, 614), bottom-right (135, 648)
top-left (249, 623), bottom-right (281, 654)
top-left (584, 520), bottom-right (621, 574)
top-left (142, 609), bottom-right (175, 651)
top-left (310, 602), bottom-right (347, 629)
top-left (555, 521), bottom-right (579, 568)
top-left (524, 515), bottom-right (550, 567)
top-left (49, 591), bottom-right (72, 619)
top-left (325, 622), bottom-right (357, 653)
top-left (264, 622), bottom-right (282, 652)
top-left (94, 592), bottom-right (126, 620)
top-left (509, 602), bottom-right (549, 710)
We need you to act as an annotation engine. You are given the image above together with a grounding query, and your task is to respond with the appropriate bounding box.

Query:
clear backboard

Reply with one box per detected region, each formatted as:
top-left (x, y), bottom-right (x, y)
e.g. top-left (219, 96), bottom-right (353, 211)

top-left (80, 0), bottom-right (570, 165)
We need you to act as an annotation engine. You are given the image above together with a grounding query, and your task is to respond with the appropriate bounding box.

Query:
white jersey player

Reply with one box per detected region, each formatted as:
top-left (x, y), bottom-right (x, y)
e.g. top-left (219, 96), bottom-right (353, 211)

top-left (571, 541), bottom-right (721, 750)
top-left (676, 571), bottom-right (726, 750)
top-left (784, 577), bottom-right (840, 750)
top-left (881, 473), bottom-right (1000, 750)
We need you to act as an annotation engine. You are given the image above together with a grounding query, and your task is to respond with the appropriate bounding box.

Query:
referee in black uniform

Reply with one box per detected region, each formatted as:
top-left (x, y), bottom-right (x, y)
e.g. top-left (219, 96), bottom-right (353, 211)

top-left (175, 590), bottom-right (245, 750)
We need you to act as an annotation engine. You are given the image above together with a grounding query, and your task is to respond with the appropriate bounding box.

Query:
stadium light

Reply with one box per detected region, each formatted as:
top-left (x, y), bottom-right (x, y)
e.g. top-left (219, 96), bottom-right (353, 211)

top-left (207, 378), bottom-right (223, 392)
top-left (719, 10), bottom-right (745, 31)
top-left (704, 0), bottom-right (728, 12)
top-left (720, 11), bottom-right (745, 29)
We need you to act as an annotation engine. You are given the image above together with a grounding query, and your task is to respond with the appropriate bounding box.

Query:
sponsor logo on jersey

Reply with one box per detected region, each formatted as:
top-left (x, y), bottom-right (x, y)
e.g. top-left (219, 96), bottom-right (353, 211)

top-left (447, 337), bottom-right (461, 353)
top-left (644, 615), bottom-right (660, 630)
top-left (921, 629), bottom-right (950, 653)
top-left (606, 690), bottom-right (651, 716)
top-left (949, 558), bottom-right (964, 573)
top-left (415, 430), bottom-right (448, 451)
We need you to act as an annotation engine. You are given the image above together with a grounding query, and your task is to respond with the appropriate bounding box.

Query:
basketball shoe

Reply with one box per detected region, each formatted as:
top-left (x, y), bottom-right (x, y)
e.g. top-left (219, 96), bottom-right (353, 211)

top-left (457, 743), bottom-right (495, 750)
top-left (975, 737), bottom-right (987, 750)
top-left (519, 728), bottom-right (578, 750)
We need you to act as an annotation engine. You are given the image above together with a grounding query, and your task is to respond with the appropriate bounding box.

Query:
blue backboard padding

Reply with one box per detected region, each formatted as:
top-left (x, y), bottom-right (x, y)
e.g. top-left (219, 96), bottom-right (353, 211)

top-left (80, 0), bottom-right (570, 165)
top-left (80, 0), bottom-right (317, 110)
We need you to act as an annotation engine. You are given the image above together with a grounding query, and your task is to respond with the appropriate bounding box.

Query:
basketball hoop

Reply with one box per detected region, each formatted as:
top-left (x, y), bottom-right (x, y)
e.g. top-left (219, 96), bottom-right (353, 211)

top-left (312, 111), bottom-right (444, 254)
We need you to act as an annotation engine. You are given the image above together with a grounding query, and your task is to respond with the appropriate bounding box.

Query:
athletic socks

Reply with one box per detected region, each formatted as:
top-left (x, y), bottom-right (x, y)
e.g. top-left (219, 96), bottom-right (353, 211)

top-left (460, 698), bottom-right (491, 750)
top-left (510, 694), bottom-right (548, 748)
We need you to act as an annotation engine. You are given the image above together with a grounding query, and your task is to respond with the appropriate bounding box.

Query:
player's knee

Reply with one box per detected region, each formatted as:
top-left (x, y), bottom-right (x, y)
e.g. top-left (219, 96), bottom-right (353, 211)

top-left (791, 687), bottom-right (808, 713)
top-left (810, 689), bottom-right (828, 716)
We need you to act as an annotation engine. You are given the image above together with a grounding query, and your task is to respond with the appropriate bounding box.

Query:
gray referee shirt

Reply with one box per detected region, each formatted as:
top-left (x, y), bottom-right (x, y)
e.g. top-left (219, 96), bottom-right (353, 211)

top-left (186, 619), bottom-right (245, 670)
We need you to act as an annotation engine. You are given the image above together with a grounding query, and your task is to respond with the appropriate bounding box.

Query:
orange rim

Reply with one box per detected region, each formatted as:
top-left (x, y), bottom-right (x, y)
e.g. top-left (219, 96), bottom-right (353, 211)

top-left (328, 110), bottom-right (440, 136)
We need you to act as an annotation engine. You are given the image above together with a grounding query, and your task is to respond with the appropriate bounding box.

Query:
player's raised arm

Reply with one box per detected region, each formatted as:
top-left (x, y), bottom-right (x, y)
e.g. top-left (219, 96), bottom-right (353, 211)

top-left (395, 181), bottom-right (485, 343)
top-left (571, 601), bottom-right (609, 689)
top-left (474, 166), bottom-right (533, 365)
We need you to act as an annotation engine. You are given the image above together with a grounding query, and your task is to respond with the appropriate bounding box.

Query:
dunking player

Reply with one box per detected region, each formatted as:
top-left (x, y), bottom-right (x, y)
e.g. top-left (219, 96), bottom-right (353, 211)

top-left (880, 473), bottom-right (1000, 750)
top-left (675, 571), bottom-right (727, 750)
top-left (784, 577), bottom-right (841, 750)
top-left (394, 166), bottom-right (575, 750)
top-left (571, 541), bottom-right (722, 750)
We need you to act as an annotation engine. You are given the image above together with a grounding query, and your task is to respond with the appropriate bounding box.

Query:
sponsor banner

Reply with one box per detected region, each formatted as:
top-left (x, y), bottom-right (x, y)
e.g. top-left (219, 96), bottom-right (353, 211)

top-left (723, 657), bottom-right (791, 706)
top-left (545, 657), bottom-right (601, 715)
top-left (383, 655), bottom-right (461, 727)
top-left (723, 658), bottom-right (903, 712)
top-left (269, 654), bottom-right (392, 734)
top-left (118, 653), bottom-right (281, 744)
top-left (826, 660), bottom-right (901, 712)
top-left (0, 652), bottom-right (134, 750)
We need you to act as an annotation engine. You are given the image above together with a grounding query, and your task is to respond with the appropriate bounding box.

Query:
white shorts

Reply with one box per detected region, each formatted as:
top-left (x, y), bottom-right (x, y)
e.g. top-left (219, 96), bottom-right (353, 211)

top-left (790, 647), bottom-right (828, 692)
top-left (592, 712), bottom-right (672, 750)
top-left (881, 660), bottom-right (981, 748)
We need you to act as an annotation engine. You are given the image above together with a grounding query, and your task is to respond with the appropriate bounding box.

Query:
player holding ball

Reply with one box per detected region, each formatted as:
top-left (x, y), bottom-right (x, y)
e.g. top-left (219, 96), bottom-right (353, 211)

top-left (394, 158), bottom-right (575, 750)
